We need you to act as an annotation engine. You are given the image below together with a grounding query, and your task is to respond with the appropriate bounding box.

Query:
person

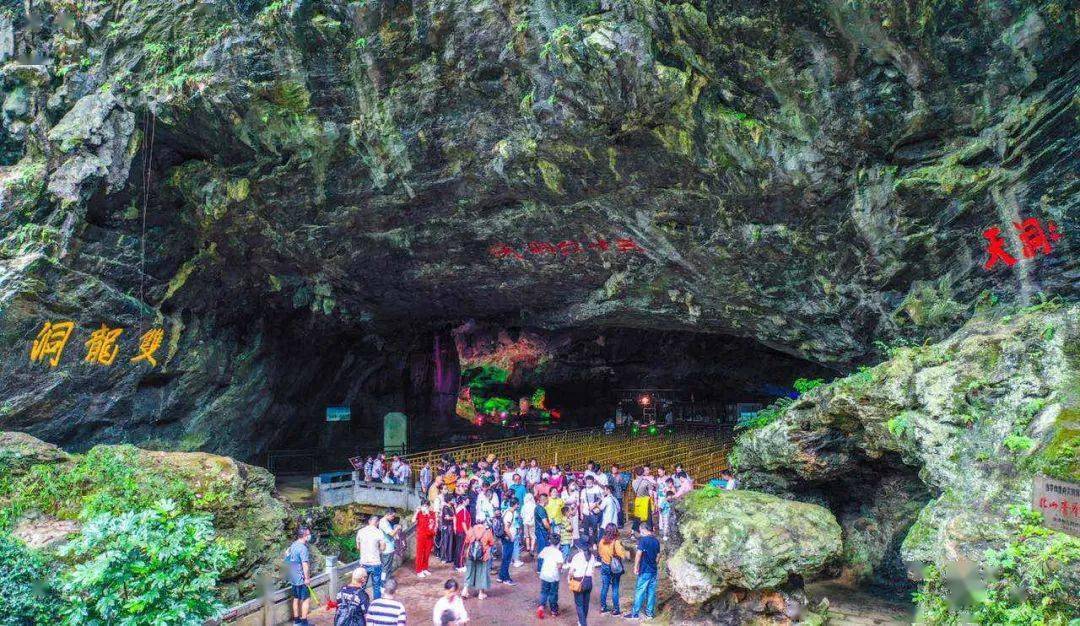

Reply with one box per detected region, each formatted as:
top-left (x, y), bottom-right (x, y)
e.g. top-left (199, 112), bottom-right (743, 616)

top-left (628, 524), bottom-right (660, 620)
top-left (452, 496), bottom-right (472, 570)
top-left (356, 515), bottom-right (386, 599)
top-left (438, 492), bottom-right (455, 563)
top-left (534, 492), bottom-right (552, 570)
top-left (658, 484), bottom-right (675, 541)
top-left (536, 531), bottom-right (564, 618)
top-left (631, 467), bottom-right (656, 534)
top-left (285, 527), bottom-right (313, 626)
top-left (498, 498), bottom-right (519, 584)
top-left (559, 506), bottom-right (575, 560)
top-left (607, 464), bottom-right (629, 527)
top-left (526, 458), bottom-right (542, 486)
top-left (414, 500), bottom-right (437, 577)
top-left (366, 577), bottom-right (406, 626)
top-left (420, 461), bottom-right (434, 495)
top-left (379, 510), bottom-right (400, 577)
top-left (475, 483), bottom-right (498, 524)
top-left (509, 473), bottom-right (527, 509)
top-left (363, 456), bottom-right (374, 482)
top-left (567, 538), bottom-right (598, 626)
top-left (582, 475), bottom-right (604, 544)
top-left (461, 521), bottom-right (495, 599)
top-left (596, 523), bottom-right (629, 615)
top-left (395, 459), bottom-right (412, 485)
top-left (335, 568), bottom-right (371, 626)
top-left (432, 579), bottom-right (468, 626)
top-left (521, 491), bottom-right (537, 555)
top-left (600, 485), bottom-right (619, 532)
top-left (603, 418), bottom-right (615, 435)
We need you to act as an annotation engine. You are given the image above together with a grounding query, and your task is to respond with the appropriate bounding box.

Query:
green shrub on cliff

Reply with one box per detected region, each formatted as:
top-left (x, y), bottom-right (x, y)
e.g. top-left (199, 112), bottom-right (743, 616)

top-left (57, 499), bottom-right (236, 626)
top-left (913, 507), bottom-right (1079, 625)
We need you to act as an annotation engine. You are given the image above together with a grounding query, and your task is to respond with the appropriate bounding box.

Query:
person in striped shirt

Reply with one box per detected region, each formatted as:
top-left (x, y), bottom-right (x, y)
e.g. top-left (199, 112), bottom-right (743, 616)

top-left (365, 577), bottom-right (407, 626)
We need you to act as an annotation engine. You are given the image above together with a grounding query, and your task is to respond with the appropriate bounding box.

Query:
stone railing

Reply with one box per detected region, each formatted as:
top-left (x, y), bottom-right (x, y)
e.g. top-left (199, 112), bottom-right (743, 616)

top-left (314, 471), bottom-right (422, 510)
top-left (207, 523), bottom-right (416, 626)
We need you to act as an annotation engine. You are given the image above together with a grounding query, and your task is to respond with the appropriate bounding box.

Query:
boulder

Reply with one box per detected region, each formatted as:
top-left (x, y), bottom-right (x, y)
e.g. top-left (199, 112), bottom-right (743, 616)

top-left (670, 488), bottom-right (842, 606)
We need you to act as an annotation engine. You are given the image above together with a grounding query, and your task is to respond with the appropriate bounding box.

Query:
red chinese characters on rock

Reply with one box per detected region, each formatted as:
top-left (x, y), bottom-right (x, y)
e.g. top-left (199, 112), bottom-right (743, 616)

top-left (490, 237), bottom-right (644, 260)
top-left (983, 217), bottom-right (1063, 270)
top-left (1037, 497), bottom-right (1080, 518)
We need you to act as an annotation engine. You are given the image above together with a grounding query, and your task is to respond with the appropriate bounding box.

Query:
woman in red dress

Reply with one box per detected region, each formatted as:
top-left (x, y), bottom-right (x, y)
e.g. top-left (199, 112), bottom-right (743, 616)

top-left (413, 500), bottom-right (437, 577)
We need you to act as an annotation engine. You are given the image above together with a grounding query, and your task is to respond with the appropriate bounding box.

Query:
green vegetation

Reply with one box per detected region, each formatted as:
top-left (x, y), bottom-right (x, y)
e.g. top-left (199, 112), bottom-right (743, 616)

top-left (793, 377), bottom-right (824, 395)
top-left (738, 397), bottom-right (792, 430)
top-left (57, 499), bottom-right (236, 625)
top-left (0, 533), bottom-right (62, 625)
top-left (0, 445), bottom-right (231, 532)
top-left (913, 506), bottom-right (1080, 625)
top-left (887, 414), bottom-right (909, 438)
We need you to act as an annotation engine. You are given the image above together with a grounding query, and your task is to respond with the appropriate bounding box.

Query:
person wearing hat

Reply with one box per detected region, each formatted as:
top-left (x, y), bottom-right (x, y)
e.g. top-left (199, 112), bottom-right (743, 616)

top-left (567, 538), bottom-right (599, 626)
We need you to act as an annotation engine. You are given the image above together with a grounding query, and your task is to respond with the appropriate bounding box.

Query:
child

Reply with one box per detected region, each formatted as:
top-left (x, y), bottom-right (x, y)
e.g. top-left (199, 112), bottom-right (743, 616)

top-left (536, 531), bottom-right (565, 618)
top-left (659, 488), bottom-right (674, 541)
top-left (560, 505), bottom-right (576, 560)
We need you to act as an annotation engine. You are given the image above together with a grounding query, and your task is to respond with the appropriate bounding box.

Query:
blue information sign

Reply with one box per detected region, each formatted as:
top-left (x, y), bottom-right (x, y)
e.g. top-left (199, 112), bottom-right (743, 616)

top-left (326, 406), bottom-right (351, 422)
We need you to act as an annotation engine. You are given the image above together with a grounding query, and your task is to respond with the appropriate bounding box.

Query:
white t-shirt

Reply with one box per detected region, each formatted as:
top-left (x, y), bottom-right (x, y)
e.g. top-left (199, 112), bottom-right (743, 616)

top-left (521, 496), bottom-right (536, 526)
top-left (432, 594), bottom-right (468, 625)
top-left (503, 509), bottom-right (517, 539)
top-left (356, 525), bottom-right (383, 565)
top-left (600, 495), bottom-right (619, 527)
top-left (538, 545), bottom-right (565, 582)
top-left (378, 519), bottom-right (397, 554)
top-left (567, 550), bottom-right (599, 578)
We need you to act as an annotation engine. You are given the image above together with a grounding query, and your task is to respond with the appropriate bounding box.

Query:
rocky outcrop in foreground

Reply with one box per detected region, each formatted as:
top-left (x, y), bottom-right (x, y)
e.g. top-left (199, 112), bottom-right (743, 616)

top-left (732, 301), bottom-right (1080, 622)
top-left (668, 488), bottom-right (840, 624)
top-left (0, 432), bottom-right (293, 603)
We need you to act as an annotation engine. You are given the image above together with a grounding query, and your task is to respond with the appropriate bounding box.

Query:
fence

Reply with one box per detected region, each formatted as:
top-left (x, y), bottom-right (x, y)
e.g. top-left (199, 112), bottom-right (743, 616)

top-left (314, 473), bottom-right (422, 510)
top-left (208, 525), bottom-right (417, 626)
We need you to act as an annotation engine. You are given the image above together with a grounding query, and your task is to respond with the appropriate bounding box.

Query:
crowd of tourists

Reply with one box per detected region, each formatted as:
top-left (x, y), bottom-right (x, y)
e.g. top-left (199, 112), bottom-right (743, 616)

top-left (288, 453), bottom-right (705, 626)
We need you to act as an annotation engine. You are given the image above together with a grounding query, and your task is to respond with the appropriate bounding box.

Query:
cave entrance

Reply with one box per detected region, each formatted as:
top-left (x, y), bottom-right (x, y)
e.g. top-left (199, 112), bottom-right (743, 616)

top-left (453, 324), bottom-right (835, 432)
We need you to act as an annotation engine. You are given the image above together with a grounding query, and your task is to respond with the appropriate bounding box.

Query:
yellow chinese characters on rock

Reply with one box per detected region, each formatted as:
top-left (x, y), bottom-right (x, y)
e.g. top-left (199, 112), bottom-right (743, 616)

top-left (84, 324), bottom-right (123, 365)
top-left (131, 328), bottom-right (165, 367)
top-left (30, 321), bottom-right (75, 367)
top-left (28, 321), bottom-right (167, 368)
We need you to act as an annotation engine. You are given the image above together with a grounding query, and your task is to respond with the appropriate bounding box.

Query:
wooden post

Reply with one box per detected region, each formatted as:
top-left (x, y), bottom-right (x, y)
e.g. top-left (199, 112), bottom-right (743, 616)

top-left (326, 555), bottom-right (340, 600)
top-left (261, 574), bottom-right (275, 626)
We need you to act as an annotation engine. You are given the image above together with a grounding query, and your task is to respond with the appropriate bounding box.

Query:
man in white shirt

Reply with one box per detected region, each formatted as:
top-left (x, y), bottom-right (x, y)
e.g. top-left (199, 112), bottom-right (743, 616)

top-left (356, 515), bottom-right (386, 599)
top-left (536, 531), bottom-right (564, 618)
top-left (600, 485), bottom-right (619, 529)
top-left (476, 485), bottom-right (498, 523)
top-left (378, 511), bottom-right (399, 577)
top-left (582, 475), bottom-right (605, 544)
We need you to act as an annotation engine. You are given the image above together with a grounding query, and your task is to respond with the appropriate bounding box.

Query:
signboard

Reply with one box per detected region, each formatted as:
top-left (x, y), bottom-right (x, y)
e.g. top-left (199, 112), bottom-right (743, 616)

top-left (384, 412), bottom-right (408, 452)
top-left (326, 406), bottom-right (351, 422)
top-left (1032, 475), bottom-right (1080, 537)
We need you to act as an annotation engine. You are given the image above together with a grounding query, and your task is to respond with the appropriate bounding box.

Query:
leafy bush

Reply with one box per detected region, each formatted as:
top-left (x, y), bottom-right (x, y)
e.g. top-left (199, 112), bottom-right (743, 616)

top-left (57, 500), bottom-right (236, 626)
top-left (0, 533), bottom-right (62, 626)
top-left (793, 378), bottom-right (824, 395)
top-left (913, 506), bottom-right (1080, 625)
top-left (737, 398), bottom-right (793, 430)
top-left (887, 415), bottom-right (909, 438)
top-left (1002, 434), bottom-right (1034, 452)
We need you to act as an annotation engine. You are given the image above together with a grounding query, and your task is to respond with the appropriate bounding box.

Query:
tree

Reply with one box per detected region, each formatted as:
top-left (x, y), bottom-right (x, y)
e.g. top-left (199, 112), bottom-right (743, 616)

top-left (58, 499), bottom-right (236, 626)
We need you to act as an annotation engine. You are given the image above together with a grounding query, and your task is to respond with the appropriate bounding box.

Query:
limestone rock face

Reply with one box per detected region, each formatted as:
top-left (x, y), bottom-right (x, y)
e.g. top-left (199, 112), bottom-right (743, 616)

top-left (0, 0), bottom-right (1077, 456)
top-left (733, 302), bottom-right (1080, 615)
top-left (669, 488), bottom-right (842, 605)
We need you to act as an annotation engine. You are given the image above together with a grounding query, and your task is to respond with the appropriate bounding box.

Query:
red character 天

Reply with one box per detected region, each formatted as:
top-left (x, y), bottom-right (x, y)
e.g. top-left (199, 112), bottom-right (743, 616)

top-left (490, 243), bottom-right (524, 259)
top-left (556, 240), bottom-right (583, 256)
top-left (527, 241), bottom-right (559, 256)
top-left (615, 238), bottom-right (643, 253)
top-left (1014, 218), bottom-right (1061, 259)
top-left (982, 227), bottom-right (1017, 269)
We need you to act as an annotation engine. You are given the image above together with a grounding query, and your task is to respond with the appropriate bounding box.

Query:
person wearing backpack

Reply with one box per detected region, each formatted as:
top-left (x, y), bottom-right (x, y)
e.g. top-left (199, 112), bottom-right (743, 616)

top-left (335, 568), bottom-right (371, 626)
top-left (596, 523), bottom-right (629, 615)
top-left (461, 520), bottom-right (495, 599)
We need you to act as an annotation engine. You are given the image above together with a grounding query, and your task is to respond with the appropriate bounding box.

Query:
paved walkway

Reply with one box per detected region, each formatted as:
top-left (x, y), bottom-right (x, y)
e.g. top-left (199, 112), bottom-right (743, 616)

top-left (304, 555), bottom-right (914, 626)
top-left (307, 550), bottom-right (659, 626)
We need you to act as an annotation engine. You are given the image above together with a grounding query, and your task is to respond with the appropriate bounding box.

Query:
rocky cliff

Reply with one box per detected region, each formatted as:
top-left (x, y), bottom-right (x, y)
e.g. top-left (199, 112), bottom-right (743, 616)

top-left (0, 431), bottom-right (293, 603)
top-left (1, 0), bottom-right (1076, 456)
top-left (732, 300), bottom-right (1080, 622)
